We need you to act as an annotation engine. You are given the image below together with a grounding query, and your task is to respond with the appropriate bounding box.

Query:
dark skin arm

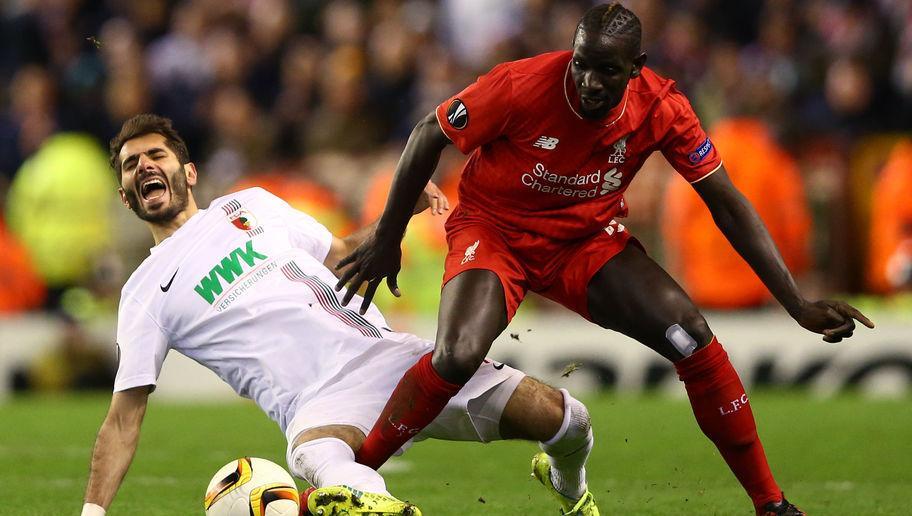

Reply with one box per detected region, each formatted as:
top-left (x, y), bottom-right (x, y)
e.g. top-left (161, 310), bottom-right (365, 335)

top-left (335, 110), bottom-right (451, 313)
top-left (324, 181), bottom-right (449, 272)
top-left (693, 166), bottom-right (874, 342)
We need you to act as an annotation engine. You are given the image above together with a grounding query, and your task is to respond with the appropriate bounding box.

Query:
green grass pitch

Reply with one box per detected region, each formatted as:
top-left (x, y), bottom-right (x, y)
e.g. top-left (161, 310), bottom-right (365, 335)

top-left (1, 392), bottom-right (908, 515)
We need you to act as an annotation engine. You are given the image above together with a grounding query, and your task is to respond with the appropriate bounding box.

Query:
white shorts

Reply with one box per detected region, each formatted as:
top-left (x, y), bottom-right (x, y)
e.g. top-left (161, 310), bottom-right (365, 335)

top-left (284, 332), bottom-right (525, 464)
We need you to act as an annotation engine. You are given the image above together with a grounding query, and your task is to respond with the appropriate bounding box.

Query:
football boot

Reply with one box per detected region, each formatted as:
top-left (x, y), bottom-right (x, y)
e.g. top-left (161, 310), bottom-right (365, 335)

top-left (757, 495), bottom-right (806, 516)
top-left (531, 452), bottom-right (600, 516)
top-left (306, 485), bottom-right (421, 516)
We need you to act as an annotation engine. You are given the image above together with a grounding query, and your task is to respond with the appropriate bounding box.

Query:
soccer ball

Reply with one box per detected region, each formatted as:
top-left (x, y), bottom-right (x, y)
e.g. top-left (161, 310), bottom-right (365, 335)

top-left (204, 457), bottom-right (300, 516)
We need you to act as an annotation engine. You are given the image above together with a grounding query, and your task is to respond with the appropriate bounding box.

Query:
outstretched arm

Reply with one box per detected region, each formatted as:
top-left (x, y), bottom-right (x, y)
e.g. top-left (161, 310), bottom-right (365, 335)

top-left (82, 386), bottom-right (150, 514)
top-left (335, 111), bottom-right (451, 313)
top-left (692, 166), bottom-right (874, 342)
top-left (323, 180), bottom-right (449, 270)
top-left (372, 112), bottom-right (452, 246)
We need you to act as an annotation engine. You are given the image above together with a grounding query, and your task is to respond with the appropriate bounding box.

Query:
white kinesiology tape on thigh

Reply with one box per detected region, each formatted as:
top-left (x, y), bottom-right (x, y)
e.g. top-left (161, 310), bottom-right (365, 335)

top-left (290, 437), bottom-right (388, 494)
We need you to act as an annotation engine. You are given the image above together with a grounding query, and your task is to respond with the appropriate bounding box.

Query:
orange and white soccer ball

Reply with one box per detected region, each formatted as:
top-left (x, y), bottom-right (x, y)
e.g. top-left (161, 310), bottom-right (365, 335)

top-left (204, 457), bottom-right (299, 516)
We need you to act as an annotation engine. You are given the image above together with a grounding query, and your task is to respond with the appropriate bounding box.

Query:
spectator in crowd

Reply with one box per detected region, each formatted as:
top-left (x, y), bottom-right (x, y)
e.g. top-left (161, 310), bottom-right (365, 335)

top-left (0, 0), bottom-right (910, 314)
top-left (5, 134), bottom-right (114, 306)
top-left (0, 216), bottom-right (46, 313)
top-left (12, 315), bottom-right (115, 392)
top-left (867, 139), bottom-right (912, 294)
top-left (230, 170), bottom-right (353, 237)
top-left (662, 118), bottom-right (811, 309)
top-left (0, 65), bottom-right (57, 183)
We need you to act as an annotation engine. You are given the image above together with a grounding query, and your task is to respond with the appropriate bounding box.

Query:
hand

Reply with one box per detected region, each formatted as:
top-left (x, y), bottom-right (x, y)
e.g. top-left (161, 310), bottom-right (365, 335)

top-left (792, 299), bottom-right (875, 343)
top-left (413, 181), bottom-right (450, 215)
top-left (335, 231), bottom-right (403, 314)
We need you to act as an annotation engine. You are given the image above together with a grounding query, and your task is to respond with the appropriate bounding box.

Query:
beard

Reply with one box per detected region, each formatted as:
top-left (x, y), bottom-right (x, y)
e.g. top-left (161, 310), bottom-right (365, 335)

top-left (123, 165), bottom-right (191, 223)
top-left (580, 105), bottom-right (610, 119)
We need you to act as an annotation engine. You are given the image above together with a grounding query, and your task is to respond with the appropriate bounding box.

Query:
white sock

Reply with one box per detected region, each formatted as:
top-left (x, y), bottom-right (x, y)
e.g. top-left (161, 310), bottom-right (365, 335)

top-left (290, 437), bottom-right (390, 495)
top-left (539, 389), bottom-right (593, 501)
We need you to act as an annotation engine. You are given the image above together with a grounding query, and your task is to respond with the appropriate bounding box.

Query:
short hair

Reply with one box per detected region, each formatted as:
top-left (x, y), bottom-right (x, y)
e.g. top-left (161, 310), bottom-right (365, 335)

top-left (575, 3), bottom-right (642, 53)
top-left (109, 114), bottom-right (190, 173)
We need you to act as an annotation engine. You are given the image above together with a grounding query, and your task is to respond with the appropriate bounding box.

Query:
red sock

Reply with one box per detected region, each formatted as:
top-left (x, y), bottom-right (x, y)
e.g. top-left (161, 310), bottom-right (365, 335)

top-left (299, 487), bottom-right (315, 515)
top-left (675, 337), bottom-right (782, 510)
top-left (355, 353), bottom-right (463, 469)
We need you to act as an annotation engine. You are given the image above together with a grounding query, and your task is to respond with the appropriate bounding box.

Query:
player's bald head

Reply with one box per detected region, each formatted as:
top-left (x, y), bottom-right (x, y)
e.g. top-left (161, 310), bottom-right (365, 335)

top-left (574, 3), bottom-right (642, 58)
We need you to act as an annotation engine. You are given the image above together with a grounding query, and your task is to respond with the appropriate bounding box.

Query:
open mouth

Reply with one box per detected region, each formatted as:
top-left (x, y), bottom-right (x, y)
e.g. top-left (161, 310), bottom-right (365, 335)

top-left (580, 95), bottom-right (607, 108)
top-left (140, 177), bottom-right (168, 202)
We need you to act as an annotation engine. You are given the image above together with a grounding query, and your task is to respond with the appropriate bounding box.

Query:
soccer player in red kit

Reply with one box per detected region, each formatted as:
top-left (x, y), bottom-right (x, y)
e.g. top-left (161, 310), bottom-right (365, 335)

top-left (336, 4), bottom-right (873, 515)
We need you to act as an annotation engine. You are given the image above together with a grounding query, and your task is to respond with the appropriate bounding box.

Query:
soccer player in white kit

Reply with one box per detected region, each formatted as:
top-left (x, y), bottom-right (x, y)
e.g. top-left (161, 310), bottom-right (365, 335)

top-left (81, 114), bottom-right (600, 516)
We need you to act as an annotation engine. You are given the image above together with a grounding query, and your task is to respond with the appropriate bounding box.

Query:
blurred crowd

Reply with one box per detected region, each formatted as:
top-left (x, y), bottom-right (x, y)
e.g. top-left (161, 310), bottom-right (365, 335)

top-left (1, 0), bottom-right (911, 342)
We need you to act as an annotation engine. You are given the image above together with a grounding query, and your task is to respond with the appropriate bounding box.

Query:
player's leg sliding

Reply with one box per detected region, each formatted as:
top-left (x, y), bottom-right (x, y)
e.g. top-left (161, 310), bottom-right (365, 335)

top-left (675, 337), bottom-right (796, 514)
top-left (355, 353), bottom-right (463, 469)
top-left (291, 437), bottom-right (420, 515)
top-left (538, 389), bottom-right (593, 502)
top-left (531, 389), bottom-right (599, 516)
top-left (293, 437), bottom-right (390, 494)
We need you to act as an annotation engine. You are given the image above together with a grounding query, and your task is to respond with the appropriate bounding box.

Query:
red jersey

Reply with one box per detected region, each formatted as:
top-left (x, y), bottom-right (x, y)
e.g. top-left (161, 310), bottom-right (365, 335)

top-left (435, 51), bottom-right (722, 240)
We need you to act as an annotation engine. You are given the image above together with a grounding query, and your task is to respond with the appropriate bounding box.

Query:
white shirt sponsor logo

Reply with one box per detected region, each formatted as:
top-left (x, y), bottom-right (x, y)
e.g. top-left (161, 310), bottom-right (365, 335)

top-left (520, 162), bottom-right (624, 198)
top-left (607, 135), bottom-right (628, 164)
top-left (604, 220), bottom-right (625, 236)
top-left (600, 168), bottom-right (623, 194)
top-left (461, 240), bottom-right (479, 265)
top-left (533, 136), bottom-right (559, 150)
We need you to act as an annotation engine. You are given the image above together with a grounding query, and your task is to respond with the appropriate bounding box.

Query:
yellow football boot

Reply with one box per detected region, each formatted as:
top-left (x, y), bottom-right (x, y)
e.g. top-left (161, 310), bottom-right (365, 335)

top-left (306, 485), bottom-right (421, 516)
top-left (531, 452), bottom-right (600, 516)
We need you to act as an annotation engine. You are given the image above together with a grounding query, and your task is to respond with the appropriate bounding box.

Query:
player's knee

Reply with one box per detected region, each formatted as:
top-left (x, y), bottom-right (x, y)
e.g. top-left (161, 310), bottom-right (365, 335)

top-left (289, 437), bottom-right (354, 485)
top-left (665, 311), bottom-right (713, 358)
top-left (541, 388), bottom-right (567, 436)
top-left (432, 338), bottom-right (487, 383)
top-left (681, 311), bottom-right (713, 347)
top-left (564, 393), bottom-right (592, 440)
top-left (541, 389), bottom-right (592, 455)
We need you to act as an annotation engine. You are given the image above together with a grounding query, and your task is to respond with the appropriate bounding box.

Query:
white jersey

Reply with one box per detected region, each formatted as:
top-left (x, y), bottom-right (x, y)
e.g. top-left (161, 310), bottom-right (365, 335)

top-left (114, 187), bottom-right (399, 431)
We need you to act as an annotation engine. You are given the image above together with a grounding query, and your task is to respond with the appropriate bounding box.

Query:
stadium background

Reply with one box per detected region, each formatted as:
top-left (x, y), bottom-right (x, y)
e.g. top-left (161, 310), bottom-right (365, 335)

top-left (0, 1), bottom-right (910, 514)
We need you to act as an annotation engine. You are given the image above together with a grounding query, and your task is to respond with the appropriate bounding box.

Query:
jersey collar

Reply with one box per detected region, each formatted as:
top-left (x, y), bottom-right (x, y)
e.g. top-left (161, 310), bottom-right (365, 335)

top-left (150, 208), bottom-right (206, 254)
top-left (563, 59), bottom-right (629, 128)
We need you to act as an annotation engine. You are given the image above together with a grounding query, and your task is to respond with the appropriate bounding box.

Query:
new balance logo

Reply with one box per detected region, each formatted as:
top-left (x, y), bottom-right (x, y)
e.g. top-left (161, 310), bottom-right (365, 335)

top-left (533, 136), bottom-right (559, 150)
top-left (461, 240), bottom-right (479, 265)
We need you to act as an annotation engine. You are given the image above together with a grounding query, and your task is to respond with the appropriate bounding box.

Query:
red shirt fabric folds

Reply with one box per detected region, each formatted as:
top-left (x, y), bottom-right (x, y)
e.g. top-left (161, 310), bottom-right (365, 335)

top-left (436, 50), bottom-right (721, 240)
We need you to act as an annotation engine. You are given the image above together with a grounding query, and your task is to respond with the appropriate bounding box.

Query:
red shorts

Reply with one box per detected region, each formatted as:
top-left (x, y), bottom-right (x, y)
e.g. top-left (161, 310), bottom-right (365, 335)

top-left (442, 212), bottom-right (636, 321)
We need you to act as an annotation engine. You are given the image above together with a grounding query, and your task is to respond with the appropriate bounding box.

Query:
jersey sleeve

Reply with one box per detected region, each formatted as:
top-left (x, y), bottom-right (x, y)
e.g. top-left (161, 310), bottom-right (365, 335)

top-left (659, 87), bottom-right (722, 183)
top-left (114, 296), bottom-right (170, 392)
top-left (435, 62), bottom-right (514, 154)
top-left (250, 187), bottom-right (334, 262)
top-left (283, 204), bottom-right (333, 262)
